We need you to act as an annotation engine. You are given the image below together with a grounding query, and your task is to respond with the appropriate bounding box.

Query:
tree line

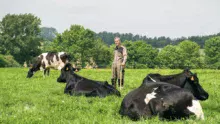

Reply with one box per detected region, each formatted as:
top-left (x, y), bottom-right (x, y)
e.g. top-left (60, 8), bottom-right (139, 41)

top-left (0, 13), bottom-right (220, 69)
top-left (97, 31), bottom-right (220, 48)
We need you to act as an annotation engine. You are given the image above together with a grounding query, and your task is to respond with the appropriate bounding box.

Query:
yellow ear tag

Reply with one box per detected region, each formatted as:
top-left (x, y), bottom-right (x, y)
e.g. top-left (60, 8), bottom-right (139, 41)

top-left (66, 67), bottom-right (69, 71)
top-left (191, 76), bottom-right (194, 81)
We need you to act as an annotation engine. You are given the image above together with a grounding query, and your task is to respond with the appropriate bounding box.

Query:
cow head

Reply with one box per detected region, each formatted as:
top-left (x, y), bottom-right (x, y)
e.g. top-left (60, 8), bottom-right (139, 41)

top-left (183, 69), bottom-right (209, 100)
top-left (103, 81), bottom-right (121, 97)
top-left (57, 63), bottom-right (78, 83)
top-left (27, 64), bottom-right (39, 78)
top-left (27, 68), bottom-right (34, 78)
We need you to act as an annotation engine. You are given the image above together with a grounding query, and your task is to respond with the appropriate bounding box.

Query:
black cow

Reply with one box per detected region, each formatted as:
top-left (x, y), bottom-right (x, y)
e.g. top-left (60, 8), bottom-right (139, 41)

top-left (143, 69), bottom-right (209, 101)
top-left (119, 81), bottom-right (204, 121)
top-left (57, 63), bottom-right (121, 98)
top-left (27, 52), bottom-right (70, 78)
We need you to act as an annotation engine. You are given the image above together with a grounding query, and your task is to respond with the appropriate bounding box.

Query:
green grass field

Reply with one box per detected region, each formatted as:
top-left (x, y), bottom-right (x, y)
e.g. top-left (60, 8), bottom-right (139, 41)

top-left (0, 68), bottom-right (220, 124)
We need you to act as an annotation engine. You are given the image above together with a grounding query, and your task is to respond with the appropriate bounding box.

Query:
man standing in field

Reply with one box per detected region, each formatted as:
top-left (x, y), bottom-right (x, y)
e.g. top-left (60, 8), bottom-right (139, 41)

top-left (111, 37), bottom-right (127, 89)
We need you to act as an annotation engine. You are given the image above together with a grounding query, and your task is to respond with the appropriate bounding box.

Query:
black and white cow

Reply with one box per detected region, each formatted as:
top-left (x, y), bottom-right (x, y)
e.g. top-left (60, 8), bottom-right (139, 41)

top-left (143, 69), bottom-right (209, 101)
top-left (119, 81), bottom-right (204, 121)
top-left (57, 63), bottom-right (121, 98)
top-left (27, 52), bottom-right (70, 78)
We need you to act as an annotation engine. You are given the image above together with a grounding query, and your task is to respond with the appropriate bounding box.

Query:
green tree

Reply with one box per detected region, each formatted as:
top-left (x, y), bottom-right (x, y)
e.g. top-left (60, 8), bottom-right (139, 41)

top-left (204, 36), bottom-right (220, 69)
top-left (40, 27), bottom-right (57, 41)
top-left (0, 54), bottom-right (20, 67)
top-left (157, 45), bottom-right (183, 69)
top-left (123, 40), bottom-right (158, 68)
top-left (41, 40), bottom-right (54, 52)
top-left (178, 40), bottom-right (201, 68)
top-left (52, 25), bottom-right (97, 67)
top-left (91, 39), bottom-right (111, 67)
top-left (158, 41), bottom-right (202, 69)
top-left (0, 13), bottom-right (41, 64)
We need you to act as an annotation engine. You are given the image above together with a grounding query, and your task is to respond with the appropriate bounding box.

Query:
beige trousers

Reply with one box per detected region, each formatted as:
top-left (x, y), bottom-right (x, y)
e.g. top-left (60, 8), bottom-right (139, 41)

top-left (112, 62), bottom-right (124, 80)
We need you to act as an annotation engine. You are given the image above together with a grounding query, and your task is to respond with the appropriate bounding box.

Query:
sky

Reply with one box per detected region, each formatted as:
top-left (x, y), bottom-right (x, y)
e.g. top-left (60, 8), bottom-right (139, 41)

top-left (0, 0), bottom-right (220, 38)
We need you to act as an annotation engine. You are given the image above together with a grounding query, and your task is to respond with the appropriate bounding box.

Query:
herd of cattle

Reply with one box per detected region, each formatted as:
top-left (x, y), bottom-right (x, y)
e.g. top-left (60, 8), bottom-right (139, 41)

top-left (27, 52), bottom-right (209, 121)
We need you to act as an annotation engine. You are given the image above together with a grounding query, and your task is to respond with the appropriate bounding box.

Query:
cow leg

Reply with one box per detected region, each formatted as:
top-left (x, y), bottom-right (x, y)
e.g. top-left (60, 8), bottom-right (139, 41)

top-left (85, 90), bottom-right (99, 97)
top-left (64, 82), bottom-right (75, 95)
top-left (148, 99), bottom-right (169, 118)
top-left (85, 88), bottom-right (106, 98)
top-left (47, 68), bottom-right (50, 76)
top-left (148, 99), bottom-right (160, 116)
top-left (43, 69), bottom-right (47, 78)
top-left (64, 85), bottom-right (70, 94)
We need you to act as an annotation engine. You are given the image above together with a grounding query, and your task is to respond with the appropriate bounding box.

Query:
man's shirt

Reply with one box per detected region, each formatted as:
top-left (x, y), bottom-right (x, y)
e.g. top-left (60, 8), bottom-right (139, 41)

top-left (113, 45), bottom-right (127, 64)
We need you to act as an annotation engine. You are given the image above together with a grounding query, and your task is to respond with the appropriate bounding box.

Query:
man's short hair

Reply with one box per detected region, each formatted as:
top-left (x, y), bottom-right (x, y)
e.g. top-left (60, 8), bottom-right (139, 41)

top-left (114, 37), bottom-right (120, 41)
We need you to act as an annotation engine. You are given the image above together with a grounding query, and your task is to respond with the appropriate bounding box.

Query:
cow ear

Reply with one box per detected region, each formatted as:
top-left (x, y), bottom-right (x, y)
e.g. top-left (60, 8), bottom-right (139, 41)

top-left (184, 68), bottom-right (191, 77)
top-left (71, 67), bottom-right (77, 72)
top-left (75, 68), bottom-right (79, 72)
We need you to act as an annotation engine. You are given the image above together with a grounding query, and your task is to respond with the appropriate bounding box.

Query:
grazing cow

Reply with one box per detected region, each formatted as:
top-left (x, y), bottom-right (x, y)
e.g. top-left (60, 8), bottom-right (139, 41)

top-left (57, 63), bottom-right (121, 98)
top-left (27, 52), bottom-right (70, 78)
top-left (119, 81), bottom-right (204, 121)
top-left (143, 69), bottom-right (209, 101)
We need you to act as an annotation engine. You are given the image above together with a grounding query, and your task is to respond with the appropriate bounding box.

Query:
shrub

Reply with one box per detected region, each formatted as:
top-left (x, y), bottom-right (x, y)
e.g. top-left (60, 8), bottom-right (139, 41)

top-left (0, 54), bottom-right (20, 67)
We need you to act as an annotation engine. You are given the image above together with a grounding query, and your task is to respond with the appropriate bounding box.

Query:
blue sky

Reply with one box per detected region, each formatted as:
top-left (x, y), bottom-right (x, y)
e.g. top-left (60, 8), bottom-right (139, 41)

top-left (0, 0), bottom-right (220, 38)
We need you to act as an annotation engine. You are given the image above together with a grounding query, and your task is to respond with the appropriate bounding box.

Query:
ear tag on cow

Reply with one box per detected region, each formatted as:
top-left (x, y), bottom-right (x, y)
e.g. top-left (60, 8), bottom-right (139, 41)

top-left (66, 67), bottom-right (69, 71)
top-left (191, 76), bottom-right (194, 81)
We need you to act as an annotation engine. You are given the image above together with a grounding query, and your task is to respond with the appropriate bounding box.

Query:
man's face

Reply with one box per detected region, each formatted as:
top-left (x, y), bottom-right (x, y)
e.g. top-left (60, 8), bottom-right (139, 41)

top-left (114, 38), bottom-right (120, 46)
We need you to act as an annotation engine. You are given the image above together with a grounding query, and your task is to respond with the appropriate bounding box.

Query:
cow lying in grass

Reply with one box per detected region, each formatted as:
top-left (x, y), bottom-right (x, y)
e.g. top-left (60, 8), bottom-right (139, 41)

top-left (119, 80), bottom-right (204, 121)
top-left (143, 69), bottom-right (209, 101)
top-left (27, 52), bottom-right (70, 78)
top-left (57, 63), bottom-right (121, 98)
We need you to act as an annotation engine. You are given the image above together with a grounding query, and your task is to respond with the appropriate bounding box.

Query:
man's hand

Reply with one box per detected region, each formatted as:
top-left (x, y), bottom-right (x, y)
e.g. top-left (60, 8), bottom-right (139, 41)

top-left (121, 63), bottom-right (125, 68)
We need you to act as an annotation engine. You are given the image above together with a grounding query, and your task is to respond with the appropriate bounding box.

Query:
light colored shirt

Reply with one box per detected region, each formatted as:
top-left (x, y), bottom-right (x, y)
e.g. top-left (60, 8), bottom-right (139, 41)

top-left (113, 45), bottom-right (127, 64)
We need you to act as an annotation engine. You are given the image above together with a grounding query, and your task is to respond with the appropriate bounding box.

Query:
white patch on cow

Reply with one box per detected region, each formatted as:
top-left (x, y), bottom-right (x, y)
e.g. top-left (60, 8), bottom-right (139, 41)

top-left (187, 100), bottom-right (204, 120)
top-left (48, 53), bottom-right (61, 69)
top-left (39, 52), bottom-right (68, 70)
top-left (148, 76), bottom-right (156, 82)
top-left (144, 87), bottom-right (158, 104)
top-left (41, 53), bottom-right (48, 69)
top-left (58, 52), bottom-right (67, 70)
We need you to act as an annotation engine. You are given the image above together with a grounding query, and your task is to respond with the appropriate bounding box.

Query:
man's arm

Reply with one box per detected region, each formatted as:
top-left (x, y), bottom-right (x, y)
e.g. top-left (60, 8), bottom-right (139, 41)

top-left (122, 47), bottom-right (127, 65)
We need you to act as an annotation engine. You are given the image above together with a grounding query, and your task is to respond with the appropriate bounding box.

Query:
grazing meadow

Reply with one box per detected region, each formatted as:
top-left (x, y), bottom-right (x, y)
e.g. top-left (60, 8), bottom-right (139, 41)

top-left (0, 68), bottom-right (219, 124)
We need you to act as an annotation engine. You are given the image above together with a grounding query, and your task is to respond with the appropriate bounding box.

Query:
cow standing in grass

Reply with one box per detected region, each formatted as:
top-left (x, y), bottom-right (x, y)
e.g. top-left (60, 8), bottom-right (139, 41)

top-left (27, 52), bottom-right (70, 78)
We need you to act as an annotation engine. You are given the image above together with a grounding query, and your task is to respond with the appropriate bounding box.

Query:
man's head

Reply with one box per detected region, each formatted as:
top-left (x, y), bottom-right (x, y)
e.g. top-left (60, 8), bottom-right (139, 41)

top-left (114, 37), bottom-right (121, 46)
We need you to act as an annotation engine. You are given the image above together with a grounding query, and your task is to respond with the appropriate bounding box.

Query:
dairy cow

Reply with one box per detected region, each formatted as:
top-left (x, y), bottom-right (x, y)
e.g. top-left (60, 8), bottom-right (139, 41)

top-left (27, 52), bottom-right (69, 78)
top-left (143, 69), bottom-right (209, 101)
top-left (119, 81), bottom-right (204, 120)
top-left (57, 63), bottom-right (121, 98)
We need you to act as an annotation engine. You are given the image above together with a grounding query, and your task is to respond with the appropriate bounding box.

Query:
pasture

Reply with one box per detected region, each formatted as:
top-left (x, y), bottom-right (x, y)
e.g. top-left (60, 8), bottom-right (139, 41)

top-left (0, 68), bottom-right (219, 124)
